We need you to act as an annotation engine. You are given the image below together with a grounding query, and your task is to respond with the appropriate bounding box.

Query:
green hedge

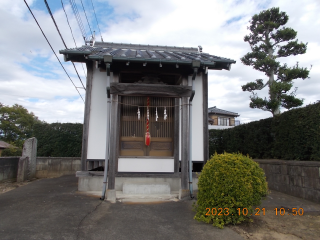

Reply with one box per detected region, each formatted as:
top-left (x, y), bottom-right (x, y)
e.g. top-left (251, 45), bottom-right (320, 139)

top-left (209, 103), bottom-right (320, 161)
top-left (33, 122), bottom-right (83, 157)
top-left (1, 147), bottom-right (22, 157)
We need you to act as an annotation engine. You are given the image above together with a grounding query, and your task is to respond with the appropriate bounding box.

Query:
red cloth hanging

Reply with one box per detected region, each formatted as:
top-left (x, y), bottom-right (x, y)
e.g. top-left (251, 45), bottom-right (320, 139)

top-left (145, 132), bottom-right (151, 146)
top-left (145, 97), bottom-right (151, 146)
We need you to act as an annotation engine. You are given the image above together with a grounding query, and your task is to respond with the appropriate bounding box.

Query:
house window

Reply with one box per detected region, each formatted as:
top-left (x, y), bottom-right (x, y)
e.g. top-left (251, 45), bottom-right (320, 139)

top-left (120, 96), bottom-right (174, 157)
top-left (218, 117), bottom-right (230, 126)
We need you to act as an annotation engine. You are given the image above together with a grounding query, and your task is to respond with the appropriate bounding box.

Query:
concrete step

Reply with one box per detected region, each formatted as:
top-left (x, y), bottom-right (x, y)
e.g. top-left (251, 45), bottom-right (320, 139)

top-left (123, 182), bottom-right (171, 195)
top-left (116, 191), bottom-right (179, 203)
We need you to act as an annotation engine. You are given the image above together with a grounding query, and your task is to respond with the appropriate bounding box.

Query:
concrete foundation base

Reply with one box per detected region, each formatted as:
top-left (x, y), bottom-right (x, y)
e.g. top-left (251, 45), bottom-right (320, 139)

top-left (123, 182), bottom-right (170, 194)
top-left (76, 171), bottom-right (198, 192)
top-left (76, 171), bottom-right (198, 202)
top-left (107, 189), bottom-right (116, 203)
top-left (179, 189), bottom-right (190, 199)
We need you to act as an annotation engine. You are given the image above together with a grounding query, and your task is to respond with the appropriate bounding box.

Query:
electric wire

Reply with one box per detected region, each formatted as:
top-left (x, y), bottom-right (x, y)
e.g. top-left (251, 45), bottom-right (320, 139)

top-left (44, 0), bottom-right (86, 90)
top-left (61, 0), bottom-right (87, 78)
top-left (69, 0), bottom-right (87, 42)
top-left (23, 0), bottom-right (84, 103)
top-left (79, 0), bottom-right (93, 37)
top-left (70, 0), bottom-right (86, 38)
top-left (90, 0), bottom-right (103, 42)
top-left (61, 0), bottom-right (77, 47)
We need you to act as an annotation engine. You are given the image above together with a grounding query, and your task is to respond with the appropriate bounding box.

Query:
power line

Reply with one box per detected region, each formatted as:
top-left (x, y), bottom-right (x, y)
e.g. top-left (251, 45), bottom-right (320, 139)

top-left (23, 0), bottom-right (84, 103)
top-left (90, 0), bottom-right (103, 42)
top-left (79, 0), bottom-right (93, 37)
top-left (61, 0), bottom-right (87, 78)
top-left (44, 0), bottom-right (86, 90)
top-left (61, 0), bottom-right (77, 47)
top-left (45, 0), bottom-right (68, 48)
top-left (69, 0), bottom-right (87, 42)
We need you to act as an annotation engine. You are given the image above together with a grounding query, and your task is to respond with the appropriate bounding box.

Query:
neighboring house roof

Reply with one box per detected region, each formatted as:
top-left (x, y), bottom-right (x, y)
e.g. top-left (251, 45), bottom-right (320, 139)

top-left (208, 106), bottom-right (239, 117)
top-left (0, 141), bottom-right (14, 149)
top-left (60, 42), bottom-right (236, 70)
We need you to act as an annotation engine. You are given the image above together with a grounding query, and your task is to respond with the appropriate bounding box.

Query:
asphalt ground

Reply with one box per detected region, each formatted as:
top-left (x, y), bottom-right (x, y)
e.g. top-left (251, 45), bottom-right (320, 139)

top-left (0, 175), bottom-right (243, 240)
top-left (1, 176), bottom-right (319, 240)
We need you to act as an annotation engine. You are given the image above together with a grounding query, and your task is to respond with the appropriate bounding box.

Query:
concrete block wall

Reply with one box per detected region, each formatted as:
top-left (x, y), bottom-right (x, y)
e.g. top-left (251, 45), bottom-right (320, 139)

top-left (0, 157), bottom-right (19, 181)
top-left (255, 160), bottom-right (320, 203)
top-left (36, 157), bottom-right (81, 178)
top-left (0, 157), bottom-right (81, 181)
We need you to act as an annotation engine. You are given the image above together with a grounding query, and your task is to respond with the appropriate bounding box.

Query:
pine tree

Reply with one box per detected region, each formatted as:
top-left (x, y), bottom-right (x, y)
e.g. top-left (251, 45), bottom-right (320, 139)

top-left (241, 7), bottom-right (310, 116)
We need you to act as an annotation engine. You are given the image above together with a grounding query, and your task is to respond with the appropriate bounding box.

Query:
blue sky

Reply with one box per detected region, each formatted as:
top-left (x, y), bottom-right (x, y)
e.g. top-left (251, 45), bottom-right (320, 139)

top-left (1, 0), bottom-right (319, 123)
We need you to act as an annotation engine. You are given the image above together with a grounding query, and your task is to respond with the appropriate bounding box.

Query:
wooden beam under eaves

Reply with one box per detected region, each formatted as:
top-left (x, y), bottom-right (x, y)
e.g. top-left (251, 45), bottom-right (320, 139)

top-left (110, 83), bottom-right (192, 98)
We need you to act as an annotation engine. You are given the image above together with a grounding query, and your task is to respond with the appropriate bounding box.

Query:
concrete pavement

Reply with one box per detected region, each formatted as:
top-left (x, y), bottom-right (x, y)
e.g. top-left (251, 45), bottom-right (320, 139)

top-left (2, 175), bottom-right (319, 240)
top-left (0, 175), bottom-right (243, 240)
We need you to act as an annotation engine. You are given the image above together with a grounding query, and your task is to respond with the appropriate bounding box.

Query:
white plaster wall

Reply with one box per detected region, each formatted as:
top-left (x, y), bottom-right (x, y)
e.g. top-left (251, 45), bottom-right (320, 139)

top-left (179, 74), bottom-right (204, 162)
top-left (189, 74), bottom-right (204, 161)
top-left (118, 158), bottom-right (174, 172)
top-left (87, 68), bottom-right (110, 160)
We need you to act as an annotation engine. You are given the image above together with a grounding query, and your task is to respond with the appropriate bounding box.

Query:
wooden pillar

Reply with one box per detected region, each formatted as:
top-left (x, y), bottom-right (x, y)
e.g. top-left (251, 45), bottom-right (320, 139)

top-left (81, 61), bottom-right (93, 171)
top-left (108, 73), bottom-right (119, 190)
top-left (174, 98), bottom-right (180, 173)
top-left (115, 95), bottom-right (121, 173)
top-left (181, 76), bottom-right (189, 190)
top-left (202, 72), bottom-right (209, 164)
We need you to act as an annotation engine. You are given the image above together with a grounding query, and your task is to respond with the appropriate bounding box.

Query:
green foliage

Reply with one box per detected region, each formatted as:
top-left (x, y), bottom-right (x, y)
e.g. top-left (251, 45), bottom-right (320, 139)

top-left (194, 153), bottom-right (268, 228)
top-left (33, 122), bottom-right (83, 157)
top-left (209, 102), bottom-right (320, 161)
top-left (0, 103), bottom-right (40, 147)
top-left (241, 7), bottom-right (310, 116)
top-left (1, 146), bottom-right (22, 157)
top-left (209, 118), bottom-right (273, 159)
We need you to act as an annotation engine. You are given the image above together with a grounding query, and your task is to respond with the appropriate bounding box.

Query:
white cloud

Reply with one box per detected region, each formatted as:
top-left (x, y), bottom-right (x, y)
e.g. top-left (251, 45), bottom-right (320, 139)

top-left (0, 0), bottom-right (319, 124)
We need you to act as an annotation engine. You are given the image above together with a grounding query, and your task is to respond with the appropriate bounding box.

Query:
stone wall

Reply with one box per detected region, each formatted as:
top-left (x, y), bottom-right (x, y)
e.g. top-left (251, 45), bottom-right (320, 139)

top-left (17, 137), bottom-right (37, 182)
top-left (0, 157), bottom-right (19, 181)
top-left (255, 160), bottom-right (320, 203)
top-left (36, 157), bottom-right (81, 178)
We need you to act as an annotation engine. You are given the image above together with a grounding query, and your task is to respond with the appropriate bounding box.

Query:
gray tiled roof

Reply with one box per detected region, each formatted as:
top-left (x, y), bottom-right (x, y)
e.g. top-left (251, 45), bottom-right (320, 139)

top-left (95, 42), bottom-right (199, 52)
top-left (60, 42), bottom-right (236, 69)
top-left (208, 106), bottom-right (239, 117)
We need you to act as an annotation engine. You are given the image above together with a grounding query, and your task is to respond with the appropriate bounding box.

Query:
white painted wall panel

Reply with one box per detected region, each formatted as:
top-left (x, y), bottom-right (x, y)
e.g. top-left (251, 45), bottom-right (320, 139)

top-left (189, 74), bottom-right (204, 161)
top-left (192, 75), bottom-right (204, 161)
top-left (87, 68), bottom-right (110, 159)
top-left (118, 158), bottom-right (174, 172)
top-left (179, 74), bottom-right (204, 162)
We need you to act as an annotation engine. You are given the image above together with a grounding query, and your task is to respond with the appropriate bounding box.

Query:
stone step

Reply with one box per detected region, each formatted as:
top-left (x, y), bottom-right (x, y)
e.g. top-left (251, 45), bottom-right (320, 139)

top-left (123, 182), bottom-right (171, 195)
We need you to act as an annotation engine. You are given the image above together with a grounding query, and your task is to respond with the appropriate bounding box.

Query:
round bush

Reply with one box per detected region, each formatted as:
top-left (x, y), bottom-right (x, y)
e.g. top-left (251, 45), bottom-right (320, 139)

top-left (194, 152), bottom-right (268, 228)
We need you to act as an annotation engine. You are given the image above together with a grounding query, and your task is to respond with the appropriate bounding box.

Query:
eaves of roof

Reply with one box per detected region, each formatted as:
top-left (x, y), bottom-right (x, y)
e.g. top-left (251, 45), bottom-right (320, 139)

top-left (59, 42), bottom-right (236, 70)
top-left (208, 107), bottom-right (239, 117)
top-left (0, 141), bottom-right (14, 149)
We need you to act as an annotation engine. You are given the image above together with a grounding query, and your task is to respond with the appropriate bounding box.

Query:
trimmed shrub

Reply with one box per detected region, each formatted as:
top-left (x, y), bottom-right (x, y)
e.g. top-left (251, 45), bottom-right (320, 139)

top-left (1, 147), bottom-right (22, 157)
top-left (194, 152), bottom-right (268, 228)
top-left (209, 102), bottom-right (320, 161)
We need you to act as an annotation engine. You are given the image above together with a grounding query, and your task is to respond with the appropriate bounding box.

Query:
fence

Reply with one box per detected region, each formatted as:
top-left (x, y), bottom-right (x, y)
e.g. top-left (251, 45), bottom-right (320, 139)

top-left (0, 157), bottom-right (81, 181)
top-left (0, 157), bottom-right (19, 181)
top-left (256, 159), bottom-right (320, 203)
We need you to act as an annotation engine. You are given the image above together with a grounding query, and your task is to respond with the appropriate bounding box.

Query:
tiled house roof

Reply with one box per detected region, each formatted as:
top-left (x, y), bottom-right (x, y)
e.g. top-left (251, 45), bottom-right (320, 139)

top-left (0, 141), bottom-right (14, 149)
top-left (208, 106), bottom-right (239, 117)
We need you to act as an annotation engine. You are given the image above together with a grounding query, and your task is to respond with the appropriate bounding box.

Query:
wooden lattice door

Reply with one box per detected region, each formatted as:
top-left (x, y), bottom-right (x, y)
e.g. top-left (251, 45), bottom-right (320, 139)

top-left (120, 96), bottom-right (174, 157)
